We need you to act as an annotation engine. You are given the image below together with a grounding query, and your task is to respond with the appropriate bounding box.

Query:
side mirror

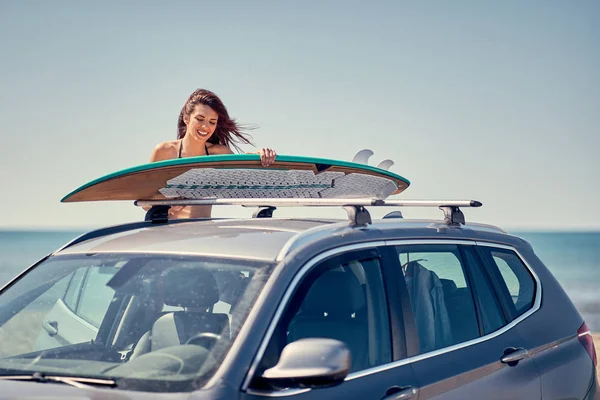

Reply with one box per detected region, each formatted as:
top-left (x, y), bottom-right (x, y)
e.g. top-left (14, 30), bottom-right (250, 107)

top-left (262, 338), bottom-right (351, 390)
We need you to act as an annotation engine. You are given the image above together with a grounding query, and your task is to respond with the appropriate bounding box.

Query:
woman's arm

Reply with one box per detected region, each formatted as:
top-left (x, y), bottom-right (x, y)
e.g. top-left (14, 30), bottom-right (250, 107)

top-left (150, 142), bottom-right (175, 162)
top-left (209, 144), bottom-right (276, 166)
top-left (208, 144), bottom-right (234, 155)
top-left (143, 142), bottom-right (178, 212)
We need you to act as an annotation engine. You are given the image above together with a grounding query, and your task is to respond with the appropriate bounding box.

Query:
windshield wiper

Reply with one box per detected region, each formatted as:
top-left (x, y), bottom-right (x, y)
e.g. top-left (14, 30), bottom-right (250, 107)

top-left (0, 372), bottom-right (116, 389)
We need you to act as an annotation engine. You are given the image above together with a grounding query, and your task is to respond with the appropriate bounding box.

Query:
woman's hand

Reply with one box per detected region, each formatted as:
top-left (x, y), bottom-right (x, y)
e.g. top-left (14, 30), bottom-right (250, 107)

top-left (257, 148), bottom-right (276, 167)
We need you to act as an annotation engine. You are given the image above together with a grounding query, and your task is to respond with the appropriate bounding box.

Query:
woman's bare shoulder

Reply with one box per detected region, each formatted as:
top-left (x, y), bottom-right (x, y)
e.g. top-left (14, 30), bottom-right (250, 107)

top-left (151, 140), bottom-right (179, 162)
top-left (207, 143), bottom-right (234, 155)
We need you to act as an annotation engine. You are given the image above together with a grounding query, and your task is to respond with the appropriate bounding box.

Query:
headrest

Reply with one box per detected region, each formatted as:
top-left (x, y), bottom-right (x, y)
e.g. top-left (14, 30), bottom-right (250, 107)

top-left (161, 268), bottom-right (219, 308)
top-left (440, 278), bottom-right (457, 294)
top-left (302, 270), bottom-right (364, 316)
top-left (214, 270), bottom-right (243, 304)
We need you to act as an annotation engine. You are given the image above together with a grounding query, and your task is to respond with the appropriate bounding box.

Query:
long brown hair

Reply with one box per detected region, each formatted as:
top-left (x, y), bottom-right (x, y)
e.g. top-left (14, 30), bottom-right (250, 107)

top-left (177, 89), bottom-right (253, 152)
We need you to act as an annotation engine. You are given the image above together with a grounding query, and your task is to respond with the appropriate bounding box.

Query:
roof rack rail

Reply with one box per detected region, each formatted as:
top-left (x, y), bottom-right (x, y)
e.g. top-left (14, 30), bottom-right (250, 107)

top-left (135, 198), bottom-right (482, 227)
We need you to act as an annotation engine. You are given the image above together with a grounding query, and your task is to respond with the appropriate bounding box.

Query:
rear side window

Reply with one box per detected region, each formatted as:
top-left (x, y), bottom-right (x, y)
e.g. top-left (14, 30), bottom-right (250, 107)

top-left (461, 247), bottom-right (505, 334)
top-left (395, 244), bottom-right (479, 353)
top-left (480, 247), bottom-right (536, 318)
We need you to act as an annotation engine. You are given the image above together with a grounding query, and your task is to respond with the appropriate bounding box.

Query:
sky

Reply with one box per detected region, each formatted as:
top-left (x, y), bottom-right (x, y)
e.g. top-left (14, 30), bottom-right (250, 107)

top-left (0, 0), bottom-right (598, 230)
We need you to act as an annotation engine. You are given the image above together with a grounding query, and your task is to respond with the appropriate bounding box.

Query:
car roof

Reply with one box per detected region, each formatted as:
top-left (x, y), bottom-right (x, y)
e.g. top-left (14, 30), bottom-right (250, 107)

top-left (56, 216), bottom-right (518, 262)
top-left (57, 218), bottom-right (336, 261)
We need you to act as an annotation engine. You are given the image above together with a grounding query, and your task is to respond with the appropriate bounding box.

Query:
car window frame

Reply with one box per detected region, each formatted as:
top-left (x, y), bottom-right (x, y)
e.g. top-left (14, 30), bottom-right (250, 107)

top-left (244, 242), bottom-right (410, 395)
top-left (282, 250), bottom-right (391, 368)
top-left (262, 247), bottom-right (392, 368)
top-left (381, 240), bottom-right (542, 362)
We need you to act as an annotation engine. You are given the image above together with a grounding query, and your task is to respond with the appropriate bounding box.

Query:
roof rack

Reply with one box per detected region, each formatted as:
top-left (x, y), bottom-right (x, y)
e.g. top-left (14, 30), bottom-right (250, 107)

top-left (135, 198), bottom-right (482, 227)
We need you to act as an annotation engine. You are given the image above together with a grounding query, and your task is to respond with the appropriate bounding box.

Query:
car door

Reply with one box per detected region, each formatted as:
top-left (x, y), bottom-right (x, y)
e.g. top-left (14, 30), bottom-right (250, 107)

top-left (478, 244), bottom-right (595, 400)
top-left (34, 265), bottom-right (118, 351)
top-left (387, 242), bottom-right (541, 399)
top-left (243, 246), bottom-right (420, 400)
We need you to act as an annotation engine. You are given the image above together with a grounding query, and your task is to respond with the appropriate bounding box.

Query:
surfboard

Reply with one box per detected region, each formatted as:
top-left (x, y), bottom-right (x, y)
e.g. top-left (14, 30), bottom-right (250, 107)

top-left (61, 154), bottom-right (410, 203)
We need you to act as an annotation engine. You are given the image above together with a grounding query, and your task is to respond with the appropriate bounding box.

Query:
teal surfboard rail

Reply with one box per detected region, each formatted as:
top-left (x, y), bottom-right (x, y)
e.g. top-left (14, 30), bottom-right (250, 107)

top-left (61, 154), bottom-right (410, 202)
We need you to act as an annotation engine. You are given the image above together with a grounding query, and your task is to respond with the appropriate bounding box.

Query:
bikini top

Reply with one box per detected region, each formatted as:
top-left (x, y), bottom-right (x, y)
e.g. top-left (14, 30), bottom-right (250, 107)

top-left (178, 140), bottom-right (209, 158)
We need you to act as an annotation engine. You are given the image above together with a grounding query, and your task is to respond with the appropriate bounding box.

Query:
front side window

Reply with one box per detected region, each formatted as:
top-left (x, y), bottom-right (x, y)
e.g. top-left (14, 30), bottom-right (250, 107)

top-left (63, 268), bottom-right (86, 310)
top-left (255, 249), bottom-right (391, 386)
top-left (76, 266), bottom-right (119, 327)
top-left (0, 253), bottom-right (273, 392)
top-left (395, 244), bottom-right (479, 353)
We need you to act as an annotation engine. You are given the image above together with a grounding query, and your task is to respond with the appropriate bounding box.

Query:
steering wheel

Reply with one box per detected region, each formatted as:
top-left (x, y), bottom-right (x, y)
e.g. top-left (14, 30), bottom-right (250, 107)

top-left (185, 332), bottom-right (221, 349)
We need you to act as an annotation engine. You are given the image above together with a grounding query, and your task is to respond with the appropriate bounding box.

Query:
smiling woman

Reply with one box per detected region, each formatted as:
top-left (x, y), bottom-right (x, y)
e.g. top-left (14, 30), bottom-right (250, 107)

top-left (150, 88), bottom-right (277, 219)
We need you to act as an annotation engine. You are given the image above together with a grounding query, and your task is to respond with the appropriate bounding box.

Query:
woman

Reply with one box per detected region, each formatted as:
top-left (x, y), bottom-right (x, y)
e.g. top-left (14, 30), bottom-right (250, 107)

top-left (150, 88), bottom-right (277, 219)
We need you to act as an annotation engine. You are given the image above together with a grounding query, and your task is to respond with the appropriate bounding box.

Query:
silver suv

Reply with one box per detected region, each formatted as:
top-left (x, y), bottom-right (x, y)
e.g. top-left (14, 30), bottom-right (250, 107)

top-left (0, 200), bottom-right (597, 399)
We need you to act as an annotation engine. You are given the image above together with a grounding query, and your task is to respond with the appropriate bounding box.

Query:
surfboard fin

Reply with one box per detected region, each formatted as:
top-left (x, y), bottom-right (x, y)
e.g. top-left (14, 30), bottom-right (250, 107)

top-left (352, 149), bottom-right (374, 165)
top-left (376, 159), bottom-right (394, 170)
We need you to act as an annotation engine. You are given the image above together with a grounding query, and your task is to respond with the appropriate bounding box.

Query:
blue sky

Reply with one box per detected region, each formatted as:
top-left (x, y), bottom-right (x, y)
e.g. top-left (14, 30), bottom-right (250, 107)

top-left (0, 1), bottom-right (598, 229)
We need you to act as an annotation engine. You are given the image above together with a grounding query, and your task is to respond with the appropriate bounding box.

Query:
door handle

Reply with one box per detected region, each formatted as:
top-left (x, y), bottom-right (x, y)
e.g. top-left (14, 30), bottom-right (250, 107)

top-left (501, 347), bottom-right (528, 365)
top-left (381, 386), bottom-right (418, 400)
top-left (42, 320), bottom-right (58, 337)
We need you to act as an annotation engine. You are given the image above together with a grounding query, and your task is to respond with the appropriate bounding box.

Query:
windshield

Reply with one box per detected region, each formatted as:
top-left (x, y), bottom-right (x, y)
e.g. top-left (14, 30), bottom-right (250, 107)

top-left (0, 252), bottom-right (273, 392)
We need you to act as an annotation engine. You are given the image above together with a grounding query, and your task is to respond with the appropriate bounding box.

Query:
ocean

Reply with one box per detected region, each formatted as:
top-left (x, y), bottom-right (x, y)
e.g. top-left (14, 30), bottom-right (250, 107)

top-left (0, 229), bottom-right (599, 330)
